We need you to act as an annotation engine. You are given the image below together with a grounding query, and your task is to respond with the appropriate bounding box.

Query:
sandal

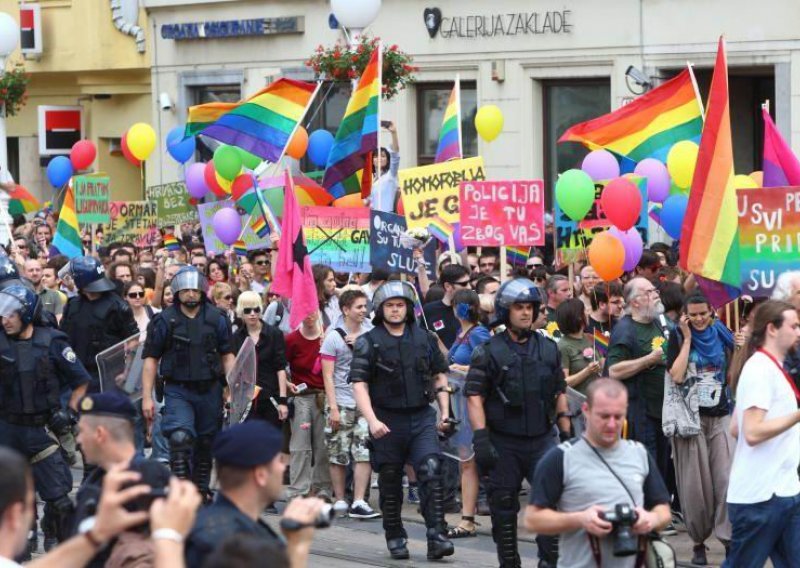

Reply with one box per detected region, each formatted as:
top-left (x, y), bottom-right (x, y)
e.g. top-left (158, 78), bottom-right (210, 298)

top-left (447, 516), bottom-right (477, 538)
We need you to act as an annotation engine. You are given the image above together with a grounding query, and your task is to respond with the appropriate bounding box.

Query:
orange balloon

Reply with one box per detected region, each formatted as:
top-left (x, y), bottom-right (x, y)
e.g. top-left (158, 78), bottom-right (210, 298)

top-left (588, 231), bottom-right (626, 282)
top-left (749, 170), bottom-right (763, 187)
top-left (286, 127), bottom-right (309, 160)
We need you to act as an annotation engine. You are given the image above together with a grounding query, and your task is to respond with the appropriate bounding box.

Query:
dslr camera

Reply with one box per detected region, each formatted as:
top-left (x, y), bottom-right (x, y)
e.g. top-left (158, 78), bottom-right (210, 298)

top-left (599, 503), bottom-right (639, 557)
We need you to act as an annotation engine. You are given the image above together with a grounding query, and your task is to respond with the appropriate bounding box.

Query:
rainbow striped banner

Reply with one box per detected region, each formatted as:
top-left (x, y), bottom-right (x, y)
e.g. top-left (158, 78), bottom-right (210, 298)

top-left (52, 186), bottom-right (83, 259)
top-left (762, 107), bottom-right (800, 187)
top-left (434, 78), bottom-right (462, 163)
top-left (506, 246), bottom-right (529, 265)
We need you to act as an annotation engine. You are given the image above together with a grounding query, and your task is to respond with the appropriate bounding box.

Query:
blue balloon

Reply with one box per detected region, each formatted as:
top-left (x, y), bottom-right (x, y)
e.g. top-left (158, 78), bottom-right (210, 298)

top-left (46, 156), bottom-right (73, 188)
top-left (166, 126), bottom-right (196, 164)
top-left (660, 194), bottom-right (688, 240)
top-left (307, 129), bottom-right (335, 167)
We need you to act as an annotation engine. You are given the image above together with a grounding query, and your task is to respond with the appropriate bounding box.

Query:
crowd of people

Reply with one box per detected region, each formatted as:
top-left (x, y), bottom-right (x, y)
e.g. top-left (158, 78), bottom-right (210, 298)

top-left (0, 204), bottom-right (798, 568)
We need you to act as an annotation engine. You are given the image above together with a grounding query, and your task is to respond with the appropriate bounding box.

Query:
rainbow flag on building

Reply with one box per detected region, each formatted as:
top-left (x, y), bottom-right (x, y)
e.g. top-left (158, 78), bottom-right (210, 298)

top-left (559, 68), bottom-right (703, 164)
top-left (322, 48), bottom-right (381, 199)
top-left (7, 185), bottom-right (39, 216)
top-left (51, 187), bottom-right (82, 259)
top-left (434, 78), bottom-right (462, 163)
top-left (185, 78), bottom-right (319, 162)
top-left (679, 37), bottom-right (740, 308)
top-left (762, 107), bottom-right (800, 187)
top-left (506, 246), bottom-right (530, 265)
top-left (593, 329), bottom-right (610, 358)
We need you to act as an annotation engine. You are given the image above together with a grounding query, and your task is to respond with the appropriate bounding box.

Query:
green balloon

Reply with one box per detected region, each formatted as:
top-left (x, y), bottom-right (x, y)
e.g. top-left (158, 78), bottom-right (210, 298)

top-left (555, 169), bottom-right (596, 221)
top-left (237, 147), bottom-right (262, 170)
top-left (213, 146), bottom-right (242, 181)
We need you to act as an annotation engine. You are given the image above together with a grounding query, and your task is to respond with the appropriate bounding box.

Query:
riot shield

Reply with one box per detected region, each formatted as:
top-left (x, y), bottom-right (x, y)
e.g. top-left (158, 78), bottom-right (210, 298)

top-left (226, 337), bottom-right (257, 427)
top-left (96, 334), bottom-right (144, 401)
top-left (566, 386), bottom-right (587, 438)
top-left (436, 369), bottom-right (475, 462)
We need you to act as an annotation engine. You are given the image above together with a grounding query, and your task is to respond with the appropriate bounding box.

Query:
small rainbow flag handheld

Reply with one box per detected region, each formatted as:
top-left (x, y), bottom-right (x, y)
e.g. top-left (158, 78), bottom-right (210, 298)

top-left (427, 217), bottom-right (453, 244)
top-left (593, 329), bottom-right (610, 358)
top-left (51, 186), bottom-right (82, 259)
top-left (251, 215), bottom-right (269, 239)
top-left (434, 78), bottom-right (462, 163)
top-left (506, 246), bottom-right (530, 265)
top-left (8, 185), bottom-right (39, 216)
top-left (233, 240), bottom-right (248, 257)
top-left (163, 234), bottom-right (181, 252)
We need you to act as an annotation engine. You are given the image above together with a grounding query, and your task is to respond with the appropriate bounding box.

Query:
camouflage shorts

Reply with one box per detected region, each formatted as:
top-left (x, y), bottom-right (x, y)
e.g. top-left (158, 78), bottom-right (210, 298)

top-left (323, 404), bottom-right (370, 466)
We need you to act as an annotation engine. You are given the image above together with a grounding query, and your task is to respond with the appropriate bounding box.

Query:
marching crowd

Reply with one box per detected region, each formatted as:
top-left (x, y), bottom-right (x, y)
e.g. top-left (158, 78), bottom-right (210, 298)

top-left (0, 207), bottom-right (799, 568)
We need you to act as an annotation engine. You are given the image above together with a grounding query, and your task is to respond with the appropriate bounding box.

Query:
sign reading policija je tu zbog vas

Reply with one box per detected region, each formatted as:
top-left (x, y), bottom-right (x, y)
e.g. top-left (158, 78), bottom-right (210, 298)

top-left (459, 180), bottom-right (545, 247)
top-left (74, 173), bottom-right (111, 225)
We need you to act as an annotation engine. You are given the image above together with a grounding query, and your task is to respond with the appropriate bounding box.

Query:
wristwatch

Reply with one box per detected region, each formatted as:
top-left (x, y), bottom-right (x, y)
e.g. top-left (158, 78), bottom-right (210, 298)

top-left (77, 516), bottom-right (105, 549)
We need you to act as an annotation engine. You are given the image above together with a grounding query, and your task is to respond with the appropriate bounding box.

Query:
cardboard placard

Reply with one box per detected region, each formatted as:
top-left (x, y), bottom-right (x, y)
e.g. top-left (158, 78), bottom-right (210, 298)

top-left (370, 210), bottom-right (436, 278)
top-left (103, 201), bottom-right (160, 248)
top-left (146, 182), bottom-right (198, 228)
top-left (197, 199), bottom-right (269, 255)
top-left (302, 206), bottom-right (371, 272)
top-left (74, 173), bottom-right (110, 224)
top-left (459, 180), bottom-right (545, 246)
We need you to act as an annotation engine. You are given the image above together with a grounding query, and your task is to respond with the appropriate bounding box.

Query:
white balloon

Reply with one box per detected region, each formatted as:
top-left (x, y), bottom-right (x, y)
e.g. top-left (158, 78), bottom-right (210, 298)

top-left (331, 0), bottom-right (382, 29)
top-left (0, 13), bottom-right (18, 57)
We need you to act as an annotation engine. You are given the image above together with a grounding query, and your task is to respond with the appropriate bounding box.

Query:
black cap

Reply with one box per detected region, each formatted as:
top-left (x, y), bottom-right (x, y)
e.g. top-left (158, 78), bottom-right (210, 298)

top-left (78, 391), bottom-right (137, 422)
top-left (213, 420), bottom-right (282, 467)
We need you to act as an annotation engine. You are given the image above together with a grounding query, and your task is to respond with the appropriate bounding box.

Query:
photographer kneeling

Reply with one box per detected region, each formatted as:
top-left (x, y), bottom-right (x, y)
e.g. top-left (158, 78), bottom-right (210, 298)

top-left (525, 379), bottom-right (671, 567)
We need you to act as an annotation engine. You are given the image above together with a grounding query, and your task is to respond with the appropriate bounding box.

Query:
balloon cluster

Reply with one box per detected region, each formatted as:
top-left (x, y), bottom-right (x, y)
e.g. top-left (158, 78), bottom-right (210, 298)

top-left (47, 139), bottom-right (99, 187)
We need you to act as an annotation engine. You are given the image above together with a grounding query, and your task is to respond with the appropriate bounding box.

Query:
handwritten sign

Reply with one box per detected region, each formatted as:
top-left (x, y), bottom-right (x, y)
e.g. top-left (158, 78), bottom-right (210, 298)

top-left (399, 156), bottom-right (485, 230)
top-left (103, 201), bottom-right (160, 248)
top-left (738, 186), bottom-right (800, 297)
top-left (74, 174), bottom-right (110, 224)
top-left (555, 176), bottom-right (648, 262)
top-left (302, 206), bottom-right (370, 272)
top-left (197, 200), bottom-right (268, 255)
top-left (146, 182), bottom-right (198, 227)
top-left (370, 211), bottom-right (436, 278)
top-left (459, 180), bottom-right (545, 246)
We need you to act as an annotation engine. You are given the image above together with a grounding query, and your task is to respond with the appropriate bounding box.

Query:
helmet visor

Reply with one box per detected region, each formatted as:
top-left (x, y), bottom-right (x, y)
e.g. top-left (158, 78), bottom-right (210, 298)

top-left (171, 270), bottom-right (205, 294)
top-left (0, 293), bottom-right (24, 319)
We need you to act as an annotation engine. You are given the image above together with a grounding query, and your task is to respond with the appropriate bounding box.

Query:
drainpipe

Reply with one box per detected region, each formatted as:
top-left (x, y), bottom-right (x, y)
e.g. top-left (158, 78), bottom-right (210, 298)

top-left (109, 0), bottom-right (146, 53)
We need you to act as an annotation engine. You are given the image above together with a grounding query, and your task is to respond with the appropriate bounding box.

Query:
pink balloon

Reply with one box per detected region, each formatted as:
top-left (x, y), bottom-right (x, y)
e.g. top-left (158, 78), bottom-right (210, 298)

top-left (634, 158), bottom-right (670, 203)
top-left (608, 226), bottom-right (644, 272)
top-left (212, 207), bottom-right (242, 246)
top-left (185, 162), bottom-right (209, 199)
top-left (582, 150), bottom-right (620, 181)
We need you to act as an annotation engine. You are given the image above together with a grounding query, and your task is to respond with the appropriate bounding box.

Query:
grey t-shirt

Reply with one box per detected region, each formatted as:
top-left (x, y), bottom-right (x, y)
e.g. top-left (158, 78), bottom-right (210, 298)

top-left (262, 300), bottom-right (292, 335)
top-left (531, 438), bottom-right (670, 568)
top-left (320, 321), bottom-right (373, 407)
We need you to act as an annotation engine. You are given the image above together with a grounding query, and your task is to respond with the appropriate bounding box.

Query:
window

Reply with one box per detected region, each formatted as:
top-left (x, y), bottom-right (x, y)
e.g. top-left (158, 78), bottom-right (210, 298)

top-left (543, 80), bottom-right (610, 200)
top-left (416, 81), bottom-right (477, 165)
top-left (192, 84), bottom-right (241, 162)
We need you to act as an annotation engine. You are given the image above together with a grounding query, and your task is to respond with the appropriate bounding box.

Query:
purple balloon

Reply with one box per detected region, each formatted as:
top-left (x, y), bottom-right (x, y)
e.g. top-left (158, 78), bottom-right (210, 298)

top-left (582, 149), bottom-right (620, 181)
top-left (634, 158), bottom-right (670, 203)
top-left (608, 227), bottom-right (644, 272)
top-left (185, 162), bottom-right (209, 199)
top-left (213, 207), bottom-right (243, 246)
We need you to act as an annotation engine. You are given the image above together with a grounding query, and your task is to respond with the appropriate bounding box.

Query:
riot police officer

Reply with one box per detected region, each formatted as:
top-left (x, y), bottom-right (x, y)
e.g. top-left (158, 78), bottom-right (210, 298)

top-left (0, 284), bottom-right (91, 551)
top-left (465, 278), bottom-right (571, 568)
top-left (351, 281), bottom-right (454, 561)
top-left (141, 265), bottom-right (234, 498)
top-left (0, 254), bottom-right (24, 290)
top-left (59, 256), bottom-right (139, 391)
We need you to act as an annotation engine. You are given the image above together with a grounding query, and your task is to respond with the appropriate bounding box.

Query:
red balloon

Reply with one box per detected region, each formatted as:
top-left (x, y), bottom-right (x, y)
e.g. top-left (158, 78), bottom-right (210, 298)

top-left (600, 177), bottom-right (642, 232)
top-left (70, 140), bottom-right (96, 170)
top-left (204, 160), bottom-right (228, 198)
top-left (120, 131), bottom-right (141, 167)
top-left (231, 174), bottom-right (254, 202)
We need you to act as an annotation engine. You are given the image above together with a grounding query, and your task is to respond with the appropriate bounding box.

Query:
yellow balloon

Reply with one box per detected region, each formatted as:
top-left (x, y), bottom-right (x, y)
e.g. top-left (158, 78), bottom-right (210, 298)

top-left (733, 174), bottom-right (757, 190)
top-left (749, 170), bottom-right (763, 187)
top-left (215, 171), bottom-right (232, 194)
top-left (475, 105), bottom-right (504, 143)
top-left (666, 141), bottom-right (699, 189)
top-left (126, 123), bottom-right (157, 161)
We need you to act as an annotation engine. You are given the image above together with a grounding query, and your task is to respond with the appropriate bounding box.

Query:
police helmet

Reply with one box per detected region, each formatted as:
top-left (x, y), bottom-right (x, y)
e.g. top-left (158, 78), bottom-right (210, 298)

top-left (492, 277), bottom-right (542, 327)
top-left (372, 280), bottom-right (417, 325)
top-left (0, 284), bottom-right (40, 326)
top-left (0, 255), bottom-right (19, 284)
top-left (170, 265), bottom-right (208, 297)
top-left (62, 256), bottom-right (116, 293)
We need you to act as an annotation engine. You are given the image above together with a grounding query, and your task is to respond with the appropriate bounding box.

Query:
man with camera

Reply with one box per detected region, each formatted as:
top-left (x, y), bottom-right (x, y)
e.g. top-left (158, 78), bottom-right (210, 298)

top-left (525, 378), bottom-right (671, 567)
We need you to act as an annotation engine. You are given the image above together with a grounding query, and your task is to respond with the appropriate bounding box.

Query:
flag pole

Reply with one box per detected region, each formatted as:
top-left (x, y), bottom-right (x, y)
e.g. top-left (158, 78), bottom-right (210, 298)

top-left (687, 62), bottom-right (705, 119)
top-left (455, 74), bottom-right (463, 158)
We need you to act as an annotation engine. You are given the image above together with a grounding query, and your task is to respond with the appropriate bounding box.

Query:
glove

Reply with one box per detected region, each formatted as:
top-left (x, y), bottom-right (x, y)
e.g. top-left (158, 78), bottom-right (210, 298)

top-left (472, 428), bottom-right (499, 472)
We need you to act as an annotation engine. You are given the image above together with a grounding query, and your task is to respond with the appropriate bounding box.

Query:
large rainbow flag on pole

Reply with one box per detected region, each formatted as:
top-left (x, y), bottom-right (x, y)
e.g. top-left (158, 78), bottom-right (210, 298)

top-left (762, 107), bottom-right (800, 187)
top-left (52, 186), bottom-right (83, 259)
top-left (434, 77), bottom-right (462, 163)
top-left (558, 68), bottom-right (703, 164)
top-left (185, 78), bottom-right (319, 162)
top-left (322, 48), bottom-right (381, 199)
top-left (679, 37), bottom-right (740, 307)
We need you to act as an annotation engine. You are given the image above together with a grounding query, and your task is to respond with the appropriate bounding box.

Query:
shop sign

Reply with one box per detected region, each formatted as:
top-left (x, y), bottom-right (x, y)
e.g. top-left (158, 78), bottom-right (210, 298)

top-left (161, 17), bottom-right (304, 40)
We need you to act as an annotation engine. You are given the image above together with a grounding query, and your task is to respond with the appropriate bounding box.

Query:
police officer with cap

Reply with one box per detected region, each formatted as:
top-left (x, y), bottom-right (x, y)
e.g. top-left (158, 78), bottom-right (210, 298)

top-left (0, 284), bottom-right (91, 551)
top-left (141, 265), bottom-right (234, 499)
top-left (185, 419), bottom-right (327, 568)
top-left (59, 256), bottom-right (139, 391)
top-left (351, 280), bottom-right (454, 561)
top-left (465, 278), bottom-right (571, 568)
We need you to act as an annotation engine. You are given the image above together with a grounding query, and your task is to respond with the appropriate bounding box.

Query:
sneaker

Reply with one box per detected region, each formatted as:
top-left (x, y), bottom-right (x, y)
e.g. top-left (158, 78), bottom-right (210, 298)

top-left (407, 485), bottom-right (420, 504)
top-left (349, 500), bottom-right (381, 519)
top-left (371, 478), bottom-right (379, 489)
top-left (402, 475), bottom-right (409, 488)
top-left (691, 543), bottom-right (708, 566)
top-left (660, 522), bottom-right (678, 537)
top-left (333, 500), bottom-right (350, 518)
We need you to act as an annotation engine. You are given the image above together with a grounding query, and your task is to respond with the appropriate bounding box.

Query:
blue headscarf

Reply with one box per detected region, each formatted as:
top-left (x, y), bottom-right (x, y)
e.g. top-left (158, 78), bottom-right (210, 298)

top-left (689, 319), bottom-right (734, 373)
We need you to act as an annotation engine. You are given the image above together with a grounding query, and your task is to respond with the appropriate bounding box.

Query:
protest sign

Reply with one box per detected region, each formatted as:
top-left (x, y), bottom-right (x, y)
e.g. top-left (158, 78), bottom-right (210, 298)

top-left (146, 182), bottom-right (198, 227)
top-left (399, 156), bottom-right (485, 230)
top-left (302, 206), bottom-right (370, 272)
top-left (197, 200), bottom-right (268, 255)
top-left (555, 176), bottom-right (648, 262)
top-left (103, 201), bottom-right (160, 248)
top-left (370, 211), bottom-right (436, 278)
top-left (459, 180), bottom-right (545, 246)
top-left (738, 186), bottom-right (800, 297)
top-left (74, 174), bottom-right (110, 224)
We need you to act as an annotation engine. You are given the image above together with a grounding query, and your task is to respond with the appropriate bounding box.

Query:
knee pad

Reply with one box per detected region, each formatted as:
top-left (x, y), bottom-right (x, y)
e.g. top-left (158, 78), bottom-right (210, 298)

top-left (417, 454), bottom-right (442, 482)
top-left (490, 489), bottom-right (517, 514)
top-left (168, 429), bottom-right (194, 451)
top-left (195, 435), bottom-right (213, 456)
top-left (378, 463), bottom-right (404, 489)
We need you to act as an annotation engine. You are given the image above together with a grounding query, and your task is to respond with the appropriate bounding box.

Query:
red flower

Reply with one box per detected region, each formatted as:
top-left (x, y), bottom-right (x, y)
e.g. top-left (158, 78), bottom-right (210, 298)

top-left (390, 44), bottom-right (398, 52)
top-left (348, 69), bottom-right (356, 79)
top-left (351, 55), bottom-right (359, 63)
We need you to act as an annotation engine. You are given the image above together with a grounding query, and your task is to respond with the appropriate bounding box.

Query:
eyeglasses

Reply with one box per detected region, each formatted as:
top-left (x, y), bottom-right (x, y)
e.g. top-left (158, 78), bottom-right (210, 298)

top-left (223, 295), bottom-right (233, 301)
top-left (452, 280), bottom-right (471, 288)
top-left (254, 260), bottom-right (269, 266)
top-left (243, 307), bottom-right (262, 315)
top-left (127, 291), bottom-right (145, 299)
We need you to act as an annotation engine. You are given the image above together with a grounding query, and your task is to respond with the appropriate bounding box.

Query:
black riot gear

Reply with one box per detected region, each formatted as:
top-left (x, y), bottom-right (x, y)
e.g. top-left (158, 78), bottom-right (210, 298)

top-left (158, 305), bottom-right (225, 384)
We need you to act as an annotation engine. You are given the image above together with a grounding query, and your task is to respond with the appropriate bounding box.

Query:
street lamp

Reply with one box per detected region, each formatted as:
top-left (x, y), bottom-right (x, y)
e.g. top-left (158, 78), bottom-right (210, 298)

top-left (0, 12), bottom-right (19, 174)
top-left (331, 0), bottom-right (381, 44)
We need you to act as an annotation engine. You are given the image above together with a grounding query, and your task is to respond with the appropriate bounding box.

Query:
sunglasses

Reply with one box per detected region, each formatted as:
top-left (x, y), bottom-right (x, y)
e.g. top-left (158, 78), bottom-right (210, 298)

top-left (527, 263), bottom-right (544, 269)
top-left (243, 307), bottom-right (262, 315)
top-left (254, 260), bottom-right (269, 266)
top-left (223, 295), bottom-right (233, 301)
top-left (452, 280), bottom-right (471, 287)
top-left (127, 291), bottom-right (145, 299)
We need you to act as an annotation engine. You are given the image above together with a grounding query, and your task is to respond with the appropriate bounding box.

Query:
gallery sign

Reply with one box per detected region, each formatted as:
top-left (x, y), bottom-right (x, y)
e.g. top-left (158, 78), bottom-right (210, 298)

top-left (424, 8), bottom-right (572, 39)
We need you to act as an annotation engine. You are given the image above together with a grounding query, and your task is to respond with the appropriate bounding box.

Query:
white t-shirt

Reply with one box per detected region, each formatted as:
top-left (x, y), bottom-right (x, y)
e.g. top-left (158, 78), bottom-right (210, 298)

top-left (727, 351), bottom-right (800, 504)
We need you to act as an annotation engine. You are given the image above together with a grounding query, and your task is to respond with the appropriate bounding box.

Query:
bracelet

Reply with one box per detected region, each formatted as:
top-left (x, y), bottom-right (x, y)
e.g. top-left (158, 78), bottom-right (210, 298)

top-left (276, 396), bottom-right (288, 405)
top-left (152, 528), bottom-right (184, 544)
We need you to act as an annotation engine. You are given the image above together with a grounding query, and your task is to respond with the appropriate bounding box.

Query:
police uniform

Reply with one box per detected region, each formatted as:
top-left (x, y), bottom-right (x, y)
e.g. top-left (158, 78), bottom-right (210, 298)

top-left (350, 281), bottom-right (454, 561)
top-left (465, 278), bottom-right (567, 568)
top-left (0, 284), bottom-right (91, 550)
top-left (142, 266), bottom-right (232, 496)
top-left (184, 420), bottom-right (284, 568)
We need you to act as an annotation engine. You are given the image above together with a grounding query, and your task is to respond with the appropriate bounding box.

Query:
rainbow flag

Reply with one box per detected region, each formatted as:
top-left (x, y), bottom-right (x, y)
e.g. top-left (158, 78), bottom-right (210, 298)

top-left (251, 215), bottom-right (269, 239)
top-left (322, 48), bottom-right (381, 199)
top-left (559, 68), bottom-right (703, 164)
top-left (52, 187), bottom-right (82, 259)
top-left (762, 107), bottom-right (800, 187)
top-left (427, 217), bottom-right (453, 244)
top-left (679, 37), bottom-right (740, 307)
top-left (506, 246), bottom-right (530, 265)
top-left (233, 240), bottom-right (248, 257)
top-left (7, 185), bottom-right (39, 216)
top-left (593, 329), bottom-right (610, 358)
top-left (434, 79), bottom-right (462, 163)
top-left (163, 234), bottom-right (181, 252)
top-left (185, 78), bottom-right (319, 162)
